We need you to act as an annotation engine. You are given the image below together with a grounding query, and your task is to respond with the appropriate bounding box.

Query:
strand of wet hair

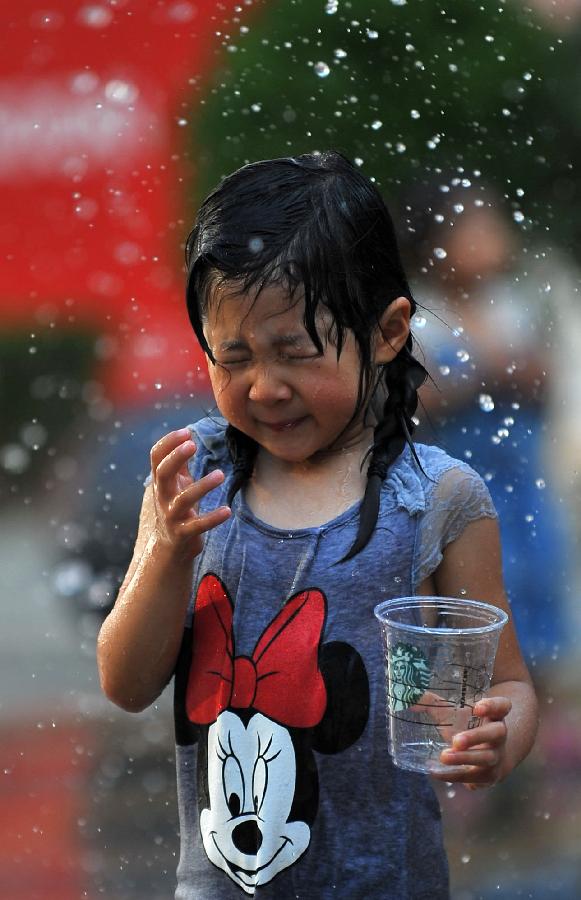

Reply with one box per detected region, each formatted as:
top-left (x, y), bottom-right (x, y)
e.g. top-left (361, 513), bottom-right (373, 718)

top-left (225, 424), bottom-right (259, 507)
top-left (341, 350), bottom-right (427, 562)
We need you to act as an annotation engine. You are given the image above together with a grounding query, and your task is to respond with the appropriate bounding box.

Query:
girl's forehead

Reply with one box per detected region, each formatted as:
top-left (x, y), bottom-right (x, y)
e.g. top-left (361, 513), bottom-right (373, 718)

top-left (205, 281), bottom-right (331, 335)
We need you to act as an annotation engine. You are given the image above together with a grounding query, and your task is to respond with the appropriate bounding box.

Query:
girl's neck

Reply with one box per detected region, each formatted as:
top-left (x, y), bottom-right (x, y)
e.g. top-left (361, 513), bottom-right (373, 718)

top-left (245, 427), bottom-right (374, 530)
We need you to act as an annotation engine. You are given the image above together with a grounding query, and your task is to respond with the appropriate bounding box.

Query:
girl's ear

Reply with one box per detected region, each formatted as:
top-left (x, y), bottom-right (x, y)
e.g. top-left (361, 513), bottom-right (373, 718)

top-left (374, 297), bottom-right (411, 365)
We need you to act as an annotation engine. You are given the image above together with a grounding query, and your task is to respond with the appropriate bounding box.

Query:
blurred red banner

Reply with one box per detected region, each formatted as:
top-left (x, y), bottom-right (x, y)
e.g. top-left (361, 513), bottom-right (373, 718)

top-left (0, 0), bottom-right (243, 404)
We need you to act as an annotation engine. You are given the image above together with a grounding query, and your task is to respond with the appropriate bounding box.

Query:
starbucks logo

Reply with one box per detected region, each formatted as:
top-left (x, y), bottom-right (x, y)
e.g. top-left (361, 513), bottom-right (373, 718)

top-left (388, 642), bottom-right (431, 711)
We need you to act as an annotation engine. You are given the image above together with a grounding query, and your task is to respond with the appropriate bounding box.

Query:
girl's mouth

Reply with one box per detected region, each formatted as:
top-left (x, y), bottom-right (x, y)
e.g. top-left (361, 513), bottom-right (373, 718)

top-left (259, 417), bottom-right (307, 432)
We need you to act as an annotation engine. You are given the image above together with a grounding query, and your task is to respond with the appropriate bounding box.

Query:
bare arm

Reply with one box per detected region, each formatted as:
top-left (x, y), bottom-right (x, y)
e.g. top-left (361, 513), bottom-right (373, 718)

top-left (420, 516), bottom-right (539, 786)
top-left (96, 428), bottom-right (231, 713)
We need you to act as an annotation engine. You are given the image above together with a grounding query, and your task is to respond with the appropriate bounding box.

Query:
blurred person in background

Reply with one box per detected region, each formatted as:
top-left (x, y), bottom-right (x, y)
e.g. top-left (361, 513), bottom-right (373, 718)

top-left (402, 179), bottom-right (574, 671)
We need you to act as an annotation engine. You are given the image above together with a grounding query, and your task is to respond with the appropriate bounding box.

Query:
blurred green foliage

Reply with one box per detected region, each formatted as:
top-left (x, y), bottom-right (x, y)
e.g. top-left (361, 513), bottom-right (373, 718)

top-left (0, 329), bottom-right (96, 499)
top-left (192, 0), bottom-right (581, 252)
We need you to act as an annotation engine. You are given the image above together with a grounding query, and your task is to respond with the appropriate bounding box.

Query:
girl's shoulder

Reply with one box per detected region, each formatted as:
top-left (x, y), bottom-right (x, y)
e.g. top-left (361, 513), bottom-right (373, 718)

top-left (391, 444), bottom-right (498, 589)
top-left (387, 442), bottom-right (497, 521)
top-left (186, 414), bottom-right (231, 479)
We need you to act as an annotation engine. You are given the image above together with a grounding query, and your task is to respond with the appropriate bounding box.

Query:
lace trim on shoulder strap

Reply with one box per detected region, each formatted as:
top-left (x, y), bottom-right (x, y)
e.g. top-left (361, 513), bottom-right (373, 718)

top-left (413, 461), bottom-right (498, 590)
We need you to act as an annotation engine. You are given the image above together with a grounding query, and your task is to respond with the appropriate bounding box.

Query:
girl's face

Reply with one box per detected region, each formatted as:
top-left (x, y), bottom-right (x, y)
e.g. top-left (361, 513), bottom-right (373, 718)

top-left (203, 282), bottom-right (370, 464)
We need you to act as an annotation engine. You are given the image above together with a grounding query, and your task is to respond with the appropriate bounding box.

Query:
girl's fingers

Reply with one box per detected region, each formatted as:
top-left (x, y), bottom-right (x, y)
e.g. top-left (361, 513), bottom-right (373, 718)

top-left (176, 505), bottom-right (231, 536)
top-left (451, 720), bottom-right (507, 752)
top-left (473, 696), bottom-right (512, 721)
top-left (464, 722), bottom-right (507, 749)
top-left (169, 470), bottom-right (226, 519)
top-left (440, 746), bottom-right (499, 769)
top-left (155, 440), bottom-right (197, 499)
top-left (150, 427), bottom-right (192, 473)
top-left (433, 764), bottom-right (498, 786)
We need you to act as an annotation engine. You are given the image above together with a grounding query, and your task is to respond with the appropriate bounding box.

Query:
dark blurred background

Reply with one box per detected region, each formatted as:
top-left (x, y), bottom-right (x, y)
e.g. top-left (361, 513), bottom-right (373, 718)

top-left (1, 1), bottom-right (580, 897)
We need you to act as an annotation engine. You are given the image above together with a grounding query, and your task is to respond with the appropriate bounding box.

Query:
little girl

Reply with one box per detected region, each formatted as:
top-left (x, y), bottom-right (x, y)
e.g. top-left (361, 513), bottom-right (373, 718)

top-left (97, 151), bottom-right (538, 899)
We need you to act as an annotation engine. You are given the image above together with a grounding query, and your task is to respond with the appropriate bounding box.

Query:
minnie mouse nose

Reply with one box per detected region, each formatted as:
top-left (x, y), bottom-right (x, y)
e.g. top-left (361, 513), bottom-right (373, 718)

top-left (232, 819), bottom-right (263, 856)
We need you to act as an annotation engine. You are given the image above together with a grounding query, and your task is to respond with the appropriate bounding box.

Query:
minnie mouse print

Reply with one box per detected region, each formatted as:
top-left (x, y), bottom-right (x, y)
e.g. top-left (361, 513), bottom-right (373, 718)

top-left (173, 574), bottom-right (370, 894)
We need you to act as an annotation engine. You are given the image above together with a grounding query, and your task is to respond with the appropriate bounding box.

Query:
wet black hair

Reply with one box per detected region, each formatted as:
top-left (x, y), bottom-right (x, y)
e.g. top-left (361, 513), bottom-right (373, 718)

top-left (185, 150), bottom-right (428, 560)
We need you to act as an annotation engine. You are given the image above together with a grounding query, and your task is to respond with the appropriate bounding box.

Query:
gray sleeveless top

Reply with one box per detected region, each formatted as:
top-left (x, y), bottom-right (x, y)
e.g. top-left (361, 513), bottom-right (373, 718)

top-left (155, 416), bottom-right (496, 899)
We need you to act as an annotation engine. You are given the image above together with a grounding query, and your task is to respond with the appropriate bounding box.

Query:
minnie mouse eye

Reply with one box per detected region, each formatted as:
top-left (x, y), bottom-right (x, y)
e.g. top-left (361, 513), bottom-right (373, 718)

top-left (228, 792), bottom-right (241, 817)
top-left (223, 754), bottom-right (245, 818)
top-left (252, 756), bottom-right (268, 815)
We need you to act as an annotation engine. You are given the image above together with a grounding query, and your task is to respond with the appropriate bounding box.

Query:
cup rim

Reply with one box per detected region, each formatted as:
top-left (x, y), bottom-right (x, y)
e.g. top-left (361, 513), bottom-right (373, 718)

top-left (373, 595), bottom-right (509, 636)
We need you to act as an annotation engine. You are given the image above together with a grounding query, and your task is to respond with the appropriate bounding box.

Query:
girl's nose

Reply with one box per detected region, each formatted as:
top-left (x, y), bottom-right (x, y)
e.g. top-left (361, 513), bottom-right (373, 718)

top-left (248, 366), bottom-right (292, 403)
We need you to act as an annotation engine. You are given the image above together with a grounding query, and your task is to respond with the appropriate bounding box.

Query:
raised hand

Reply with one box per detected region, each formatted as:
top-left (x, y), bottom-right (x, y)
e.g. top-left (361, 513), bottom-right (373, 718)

top-left (150, 427), bottom-right (231, 561)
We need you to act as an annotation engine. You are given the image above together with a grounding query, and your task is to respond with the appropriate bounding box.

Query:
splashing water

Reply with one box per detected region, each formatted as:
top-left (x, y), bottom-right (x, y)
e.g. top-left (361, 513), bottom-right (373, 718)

top-left (478, 394), bottom-right (495, 412)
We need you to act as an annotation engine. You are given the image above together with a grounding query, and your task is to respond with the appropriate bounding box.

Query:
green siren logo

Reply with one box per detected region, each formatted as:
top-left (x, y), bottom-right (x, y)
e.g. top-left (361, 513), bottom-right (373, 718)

top-left (388, 642), bottom-right (431, 712)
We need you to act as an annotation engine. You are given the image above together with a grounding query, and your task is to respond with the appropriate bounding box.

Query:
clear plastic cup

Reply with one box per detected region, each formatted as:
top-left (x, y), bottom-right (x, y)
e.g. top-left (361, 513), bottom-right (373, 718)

top-left (374, 596), bottom-right (508, 775)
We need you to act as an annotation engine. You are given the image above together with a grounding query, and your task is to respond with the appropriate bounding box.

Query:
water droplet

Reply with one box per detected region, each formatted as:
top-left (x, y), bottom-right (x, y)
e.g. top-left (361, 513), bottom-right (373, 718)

top-left (371, 120), bottom-right (383, 130)
top-left (250, 103), bottom-right (261, 112)
top-left (78, 5), bottom-right (113, 28)
top-left (461, 853), bottom-right (471, 864)
top-left (456, 349), bottom-right (470, 363)
top-left (366, 29), bottom-right (379, 39)
top-left (249, 237), bottom-right (264, 253)
top-left (513, 210), bottom-right (525, 223)
top-left (70, 71), bottom-right (99, 95)
top-left (497, 428), bottom-right (509, 439)
top-left (325, 0), bottom-right (338, 13)
top-left (105, 80), bottom-right (139, 104)
top-left (0, 444), bottom-right (30, 474)
top-left (434, 213), bottom-right (444, 223)
top-left (479, 393), bottom-right (495, 412)
top-left (390, 0), bottom-right (407, 5)
top-left (177, 117), bottom-right (188, 126)
top-left (543, 282), bottom-right (552, 293)
top-left (525, 514), bottom-right (534, 523)
top-left (453, 203), bottom-right (464, 214)
top-left (535, 478), bottom-right (546, 490)
top-left (439, 365), bottom-right (450, 376)
top-left (410, 109), bottom-right (420, 119)
top-left (433, 247), bottom-right (447, 259)
top-left (413, 314), bottom-right (427, 329)
top-left (446, 788), bottom-right (456, 798)
top-left (334, 48), bottom-right (347, 58)
top-left (523, 71), bottom-right (532, 81)
top-left (314, 61), bottom-right (330, 78)
top-left (395, 142), bottom-right (406, 154)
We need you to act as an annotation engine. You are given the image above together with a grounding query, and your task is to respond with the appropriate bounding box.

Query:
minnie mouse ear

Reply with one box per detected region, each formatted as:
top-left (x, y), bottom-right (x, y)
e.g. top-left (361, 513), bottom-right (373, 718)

top-left (311, 641), bottom-right (370, 755)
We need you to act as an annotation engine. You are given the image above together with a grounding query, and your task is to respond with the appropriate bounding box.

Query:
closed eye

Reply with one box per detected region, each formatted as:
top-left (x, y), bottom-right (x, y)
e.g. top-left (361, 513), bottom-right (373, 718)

top-left (215, 353), bottom-right (320, 367)
top-left (215, 358), bottom-right (250, 367)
